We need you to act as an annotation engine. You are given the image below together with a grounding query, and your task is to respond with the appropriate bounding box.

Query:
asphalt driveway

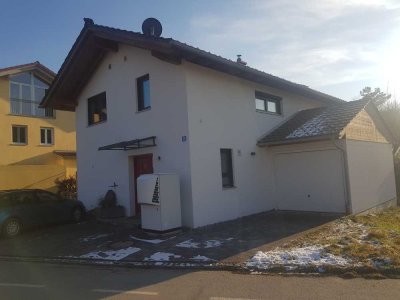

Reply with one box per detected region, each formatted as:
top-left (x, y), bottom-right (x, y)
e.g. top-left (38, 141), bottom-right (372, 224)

top-left (0, 211), bottom-right (340, 265)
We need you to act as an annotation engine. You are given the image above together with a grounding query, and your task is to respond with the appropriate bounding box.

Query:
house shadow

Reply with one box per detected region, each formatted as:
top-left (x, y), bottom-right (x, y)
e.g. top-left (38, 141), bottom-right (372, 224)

top-left (10, 152), bottom-right (63, 166)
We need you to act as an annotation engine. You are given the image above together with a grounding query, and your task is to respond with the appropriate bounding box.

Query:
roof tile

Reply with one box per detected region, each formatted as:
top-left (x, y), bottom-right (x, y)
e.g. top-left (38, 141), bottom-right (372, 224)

top-left (258, 99), bottom-right (369, 145)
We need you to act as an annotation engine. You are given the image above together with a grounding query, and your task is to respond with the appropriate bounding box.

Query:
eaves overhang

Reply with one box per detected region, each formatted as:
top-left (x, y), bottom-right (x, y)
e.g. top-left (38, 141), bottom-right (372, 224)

top-left (257, 134), bottom-right (338, 147)
top-left (41, 19), bottom-right (345, 112)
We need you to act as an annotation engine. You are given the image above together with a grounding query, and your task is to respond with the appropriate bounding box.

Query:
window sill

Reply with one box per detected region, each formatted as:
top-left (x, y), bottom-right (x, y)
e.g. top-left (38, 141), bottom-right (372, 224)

top-left (222, 186), bottom-right (236, 190)
top-left (39, 144), bottom-right (54, 147)
top-left (87, 120), bottom-right (107, 127)
top-left (136, 107), bottom-right (151, 114)
top-left (255, 109), bottom-right (282, 116)
top-left (10, 143), bottom-right (27, 146)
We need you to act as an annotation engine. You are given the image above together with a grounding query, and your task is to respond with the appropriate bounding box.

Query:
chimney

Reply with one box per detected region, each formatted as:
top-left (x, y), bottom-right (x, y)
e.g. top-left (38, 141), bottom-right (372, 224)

top-left (84, 18), bottom-right (94, 27)
top-left (236, 54), bottom-right (247, 66)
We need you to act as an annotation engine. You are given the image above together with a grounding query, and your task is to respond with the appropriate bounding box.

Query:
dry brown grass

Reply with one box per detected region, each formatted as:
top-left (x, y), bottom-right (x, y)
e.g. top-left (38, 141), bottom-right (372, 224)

top-left (283, 208), bottom-right (400, 267)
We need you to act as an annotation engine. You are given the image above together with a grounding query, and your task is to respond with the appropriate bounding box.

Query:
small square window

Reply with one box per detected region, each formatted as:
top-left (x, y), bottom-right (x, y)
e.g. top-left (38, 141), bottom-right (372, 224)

top-left (137, 74), bottom-right (150, 111)
top-left (88, 92), bottom-right (107, 125)
top-left (267, 101), bottom-right (277, 113)
top-left (255, 98), bottom-right (265, 111)
top-left (255, 91), bottom-right (282, 115)
top-left (40, 128), bottom-right (54, 145)
top-left (220, 149), bottom-right (234, 188)
top-left (12, 125), bottom-right (27, 145)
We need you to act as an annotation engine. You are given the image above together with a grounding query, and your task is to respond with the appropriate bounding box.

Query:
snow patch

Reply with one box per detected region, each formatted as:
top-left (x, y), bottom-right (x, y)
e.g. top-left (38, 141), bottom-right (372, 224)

top-left (144, 252), bottom-right (182, 261)
top-left (80, 234), bottom-right (110, 242)
top-left (204, 240), bottom-right (222, 248)
top-left (175, 239), bottom-right (200, 248)
top-left (130, 235), bottom-right (174, 244)
top-left (176, 239), bottom-right (223, 249)
top-left (246, 245), bottom-right (351, 269)
top-left (190, 255), bottom-right (215, 262)
top-left (80, 247), bottom-right (140, 261)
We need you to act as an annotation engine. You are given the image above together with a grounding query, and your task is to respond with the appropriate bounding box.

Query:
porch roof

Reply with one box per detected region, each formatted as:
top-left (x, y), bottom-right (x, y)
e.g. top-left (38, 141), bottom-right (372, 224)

top-left (98, 136), bottom-right (156, 151)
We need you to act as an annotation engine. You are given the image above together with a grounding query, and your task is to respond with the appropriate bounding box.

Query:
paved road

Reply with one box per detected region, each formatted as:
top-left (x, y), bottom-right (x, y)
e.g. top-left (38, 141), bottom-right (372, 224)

top-left (0, 261), bottom-right (399, 300)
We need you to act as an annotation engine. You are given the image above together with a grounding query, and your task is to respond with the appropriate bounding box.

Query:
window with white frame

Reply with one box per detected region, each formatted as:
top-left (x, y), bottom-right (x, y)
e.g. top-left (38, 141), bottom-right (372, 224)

top-left (9, 72), bottom-right (54, 118)
top-left (40, 127), bottom-right (54, 145)
top-left (12, 125), bottom-right (27, 145)
top-left (255, 91), bottom-right (282, 114)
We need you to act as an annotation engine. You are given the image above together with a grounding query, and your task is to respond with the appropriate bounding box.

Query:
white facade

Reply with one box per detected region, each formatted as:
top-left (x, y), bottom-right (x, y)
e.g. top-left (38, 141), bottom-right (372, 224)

top-left (75, 43), bottom-right (396, 228)
top-left (346, 140), bottom-right (397, 213)
top-left (76, 45), bottom-right (193, 225)
top-left (184, 63), bottom-right (321, 227)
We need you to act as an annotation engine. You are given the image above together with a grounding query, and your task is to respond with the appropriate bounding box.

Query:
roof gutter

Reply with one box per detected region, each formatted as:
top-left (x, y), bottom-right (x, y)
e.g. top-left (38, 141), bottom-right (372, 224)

top-left (258, 134), bottom-right (335, 147)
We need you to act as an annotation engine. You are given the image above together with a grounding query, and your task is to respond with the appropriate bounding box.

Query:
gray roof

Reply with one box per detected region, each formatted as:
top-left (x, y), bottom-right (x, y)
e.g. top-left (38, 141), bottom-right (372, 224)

top-left (41, 19), bottom-right (344, 110)
top-left (258, 99), bottom-right (369, 146)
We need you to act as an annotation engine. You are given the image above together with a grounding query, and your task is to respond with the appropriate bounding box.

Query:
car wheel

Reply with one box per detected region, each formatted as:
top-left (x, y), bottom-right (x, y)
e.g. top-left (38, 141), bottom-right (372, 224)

top-left (3, 218), bottom-right (22, 238)
top-left (71, 207), bottom-right (84, 223)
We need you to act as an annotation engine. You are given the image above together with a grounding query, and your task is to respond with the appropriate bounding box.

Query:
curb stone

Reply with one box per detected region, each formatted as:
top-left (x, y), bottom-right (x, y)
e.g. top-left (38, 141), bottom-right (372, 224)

top-left (1, 255), bottom-right (399, 278)
top-left (0, 255), bottom-right (242, 271)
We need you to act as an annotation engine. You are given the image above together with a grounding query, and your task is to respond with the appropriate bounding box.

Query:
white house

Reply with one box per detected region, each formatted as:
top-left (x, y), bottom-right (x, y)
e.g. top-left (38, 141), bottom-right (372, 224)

top-left (42, 18), bottom-right (397, 228)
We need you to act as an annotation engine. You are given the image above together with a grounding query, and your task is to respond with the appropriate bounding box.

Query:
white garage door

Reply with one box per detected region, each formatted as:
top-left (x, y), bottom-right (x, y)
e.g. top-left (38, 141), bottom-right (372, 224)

top-left (275, 149), bottom-right (347, 213)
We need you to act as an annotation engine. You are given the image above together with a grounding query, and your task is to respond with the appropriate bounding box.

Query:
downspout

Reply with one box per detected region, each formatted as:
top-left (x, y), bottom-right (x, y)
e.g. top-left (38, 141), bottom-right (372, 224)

top-left (331, 137), bottom-right (353, 215)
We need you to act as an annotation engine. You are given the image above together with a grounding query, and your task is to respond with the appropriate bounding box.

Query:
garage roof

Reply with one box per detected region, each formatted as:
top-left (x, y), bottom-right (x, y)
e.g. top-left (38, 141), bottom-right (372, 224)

top-left (258, 99), bottom-right (370, 146)
top-left (41, 18), bottom-right (344, 111)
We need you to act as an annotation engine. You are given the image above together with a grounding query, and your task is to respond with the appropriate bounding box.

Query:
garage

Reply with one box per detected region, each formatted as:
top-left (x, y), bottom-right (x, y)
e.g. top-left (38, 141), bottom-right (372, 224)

top-left (259, 100), bottom-right (397, 215)
top-left (274, 148), bottom-right (347, 213)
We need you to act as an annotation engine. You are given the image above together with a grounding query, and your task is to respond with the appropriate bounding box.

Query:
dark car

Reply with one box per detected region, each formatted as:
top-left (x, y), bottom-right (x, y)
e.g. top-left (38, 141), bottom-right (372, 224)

top-left (0, 189), bottom-right (85, 238)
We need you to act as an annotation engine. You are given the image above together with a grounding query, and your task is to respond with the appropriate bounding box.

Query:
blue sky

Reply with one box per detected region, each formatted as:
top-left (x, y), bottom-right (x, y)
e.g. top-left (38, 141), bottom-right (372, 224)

top-left (1, 0), bottom-right (399, 101)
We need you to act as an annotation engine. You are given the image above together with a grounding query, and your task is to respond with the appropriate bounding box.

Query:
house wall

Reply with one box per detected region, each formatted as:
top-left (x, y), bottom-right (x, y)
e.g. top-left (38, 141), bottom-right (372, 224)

top-left (0, 75), bottom-right (76, 191)
top-left (0, 165), bottom-right (65, 192)
top-left (346, 140), bottom-right (397, 213)
top-left (183, 62), bottom-right (323, 227)
top-left (75, 45), bottom-right (193, 225)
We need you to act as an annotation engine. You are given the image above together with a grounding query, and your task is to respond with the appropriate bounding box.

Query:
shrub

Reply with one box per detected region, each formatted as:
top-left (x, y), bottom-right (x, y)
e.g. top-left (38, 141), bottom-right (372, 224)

top-left (55, 176), bottom-right (77, 200)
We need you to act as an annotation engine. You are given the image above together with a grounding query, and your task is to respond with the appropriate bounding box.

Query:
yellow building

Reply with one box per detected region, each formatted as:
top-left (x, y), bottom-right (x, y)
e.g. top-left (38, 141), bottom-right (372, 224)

top-left (0, 62), bottom-right (76, 191)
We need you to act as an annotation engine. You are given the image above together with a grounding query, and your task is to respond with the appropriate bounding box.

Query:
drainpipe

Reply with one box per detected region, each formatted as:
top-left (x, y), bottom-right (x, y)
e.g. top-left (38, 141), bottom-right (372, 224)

top-left (331, 137), bottom-right (352, 215)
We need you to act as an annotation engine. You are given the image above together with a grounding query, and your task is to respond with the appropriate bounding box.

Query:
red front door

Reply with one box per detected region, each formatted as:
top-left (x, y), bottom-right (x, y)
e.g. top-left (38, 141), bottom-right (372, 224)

top-left (133, 154), bottom-right (154, 214)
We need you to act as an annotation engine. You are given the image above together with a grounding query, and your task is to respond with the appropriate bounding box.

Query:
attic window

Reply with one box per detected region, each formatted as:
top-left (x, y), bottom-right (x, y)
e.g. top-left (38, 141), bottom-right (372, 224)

top-left (255, 91), bottom-right (282, 115)
top-left (9, 72), bottom-right (54, 118)
top-left (88, 92), bottom-right (107, 125)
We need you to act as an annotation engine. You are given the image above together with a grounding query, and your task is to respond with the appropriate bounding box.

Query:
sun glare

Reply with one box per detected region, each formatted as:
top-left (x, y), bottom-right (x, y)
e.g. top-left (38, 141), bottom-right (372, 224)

top-left (381, 35), bottom-right (400, 100)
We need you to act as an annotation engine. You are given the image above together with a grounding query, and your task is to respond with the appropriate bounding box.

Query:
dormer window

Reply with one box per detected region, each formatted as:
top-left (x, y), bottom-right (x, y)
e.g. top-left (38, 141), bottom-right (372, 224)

top-left (10, 72), bottom-right (54, 118)
top-left (255, 91), bottom-right (282, 115)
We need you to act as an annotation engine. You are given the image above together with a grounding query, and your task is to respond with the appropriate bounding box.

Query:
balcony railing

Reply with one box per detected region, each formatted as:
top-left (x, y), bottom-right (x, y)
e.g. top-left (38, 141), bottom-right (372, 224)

top-left (10, 98), bottom-right (54, 118)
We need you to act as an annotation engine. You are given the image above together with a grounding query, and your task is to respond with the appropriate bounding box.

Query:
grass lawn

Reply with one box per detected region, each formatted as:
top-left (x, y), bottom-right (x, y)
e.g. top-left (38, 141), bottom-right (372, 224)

top-left (285, 208), bottom-right (400, 268)
top-left (247, 208), bottom-right (400, 273)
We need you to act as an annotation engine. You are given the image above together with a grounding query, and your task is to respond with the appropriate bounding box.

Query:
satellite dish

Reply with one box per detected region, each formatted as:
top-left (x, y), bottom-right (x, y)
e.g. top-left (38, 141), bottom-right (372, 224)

top-left (142, 18), bottom-right (162, 37)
